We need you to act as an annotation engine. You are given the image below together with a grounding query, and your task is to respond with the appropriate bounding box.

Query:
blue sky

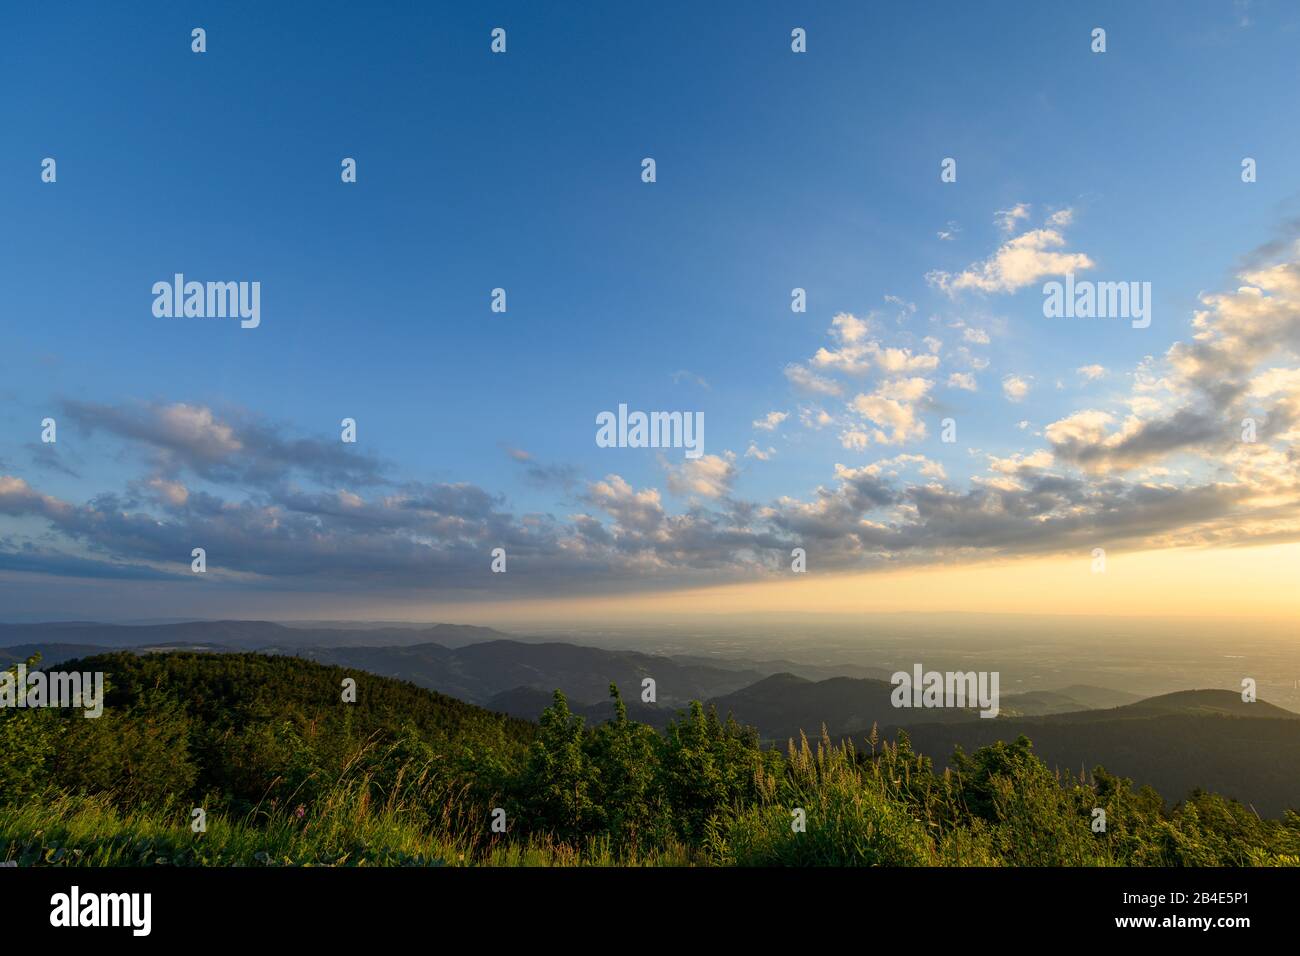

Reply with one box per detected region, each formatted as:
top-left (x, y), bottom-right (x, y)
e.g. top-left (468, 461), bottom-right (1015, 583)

top-left (2, 1), bottom-right (1300, 620)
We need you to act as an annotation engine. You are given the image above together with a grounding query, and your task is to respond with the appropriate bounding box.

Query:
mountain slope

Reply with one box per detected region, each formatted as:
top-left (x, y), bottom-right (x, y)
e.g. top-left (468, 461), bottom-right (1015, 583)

top-left (1046, 688), bottom-right (1297, 721)
top-left (293, 639), bottom-right (765, 707)
top-left (70, 650), bottom-right (536, 747)
top-left (999, 685), bottom-right (1142, 717)
top-left (706, 673), bottom-right (984, 741)
top-left (893, 708), bottom-right (1300, 817)
top-left (2, 623), bottom-right (769, 707)
top-left (703, 680), bottom-right (1300, 816)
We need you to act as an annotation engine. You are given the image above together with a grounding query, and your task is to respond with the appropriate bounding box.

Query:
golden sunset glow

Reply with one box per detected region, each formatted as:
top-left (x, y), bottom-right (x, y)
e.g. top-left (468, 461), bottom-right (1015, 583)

top-left (386, 542), bottom-right (1300, 627)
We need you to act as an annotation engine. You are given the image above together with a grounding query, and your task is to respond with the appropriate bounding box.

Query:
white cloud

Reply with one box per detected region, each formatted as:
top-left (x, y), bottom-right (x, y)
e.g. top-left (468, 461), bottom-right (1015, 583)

top-left (784, 362), bottom-right (843, 396)
top-left (1046, 208), bottom-right (1075, 228)
top-left (157, 403), bottom-right (244, 455)
top-left (831, 312), bottom-right (872, 343)
top-left (927, 226), bottom-right (1094, 295)
top-left (146, 477), bottom-right (190, 507)
top-left (995, 203), bottom-right (1031, 233)
top-left (988, 449), bottom-right (1054, 473)
top-left (664, 453), bottom-right (737, 500)
top-left (586, 475), bottom-right (665, 534)
top-left (1002, 374), bottom-right (1032, 402)
top-left (956, 346), bottom-right (990, 371)
top-left (1044, 410), bottom-right (1117, 462)
top-left (753, 410), bottom-right (788, 432)
top-left (799, 405), bottom-right (833, 430)
top-left (848, 376), bottom-right (933, 445)
top-left (839, 429), bottom-right (870, 451)
top-left (858, 454), bottom-right (948, 480)
top-left (1077, 364), bottom-right (1106, 381)
top-left (0, 475), bottom-right (71, 519)
top-left (1043, 243), bottom-right (1300, 476)
top-left (811, 313), bottom-right (939, 375)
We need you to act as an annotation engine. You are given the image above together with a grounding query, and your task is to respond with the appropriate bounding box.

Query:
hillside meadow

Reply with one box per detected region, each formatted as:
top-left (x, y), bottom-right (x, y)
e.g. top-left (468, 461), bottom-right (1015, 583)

top-left (2, 652), bottom-right (1298, 867)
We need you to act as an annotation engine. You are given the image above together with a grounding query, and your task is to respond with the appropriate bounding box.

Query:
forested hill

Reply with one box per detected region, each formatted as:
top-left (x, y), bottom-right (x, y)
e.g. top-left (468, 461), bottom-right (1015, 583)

top-left (0, 651), bottom-right (533, 819)
top-left (75, 650), bottom-right (536, 747)
top-left (889, 690), bottom-right (1300, 818)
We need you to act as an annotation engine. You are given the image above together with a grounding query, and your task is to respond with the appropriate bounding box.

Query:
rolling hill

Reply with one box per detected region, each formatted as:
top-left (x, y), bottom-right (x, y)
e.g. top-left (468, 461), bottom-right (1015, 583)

top-left (8, 624), bottom-right (1299, 816)
top-left (705, 673), bottom-right (1017, 740)
top-left (886, 691), bottom-right (1300, 817)
top-left (285, 639), bottom-right (766, 707)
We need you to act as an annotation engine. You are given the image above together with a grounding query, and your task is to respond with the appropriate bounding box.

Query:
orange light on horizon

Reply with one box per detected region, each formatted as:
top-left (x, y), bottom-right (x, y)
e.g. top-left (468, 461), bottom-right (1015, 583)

top-left (367, 541), bottom-right (1300, 627)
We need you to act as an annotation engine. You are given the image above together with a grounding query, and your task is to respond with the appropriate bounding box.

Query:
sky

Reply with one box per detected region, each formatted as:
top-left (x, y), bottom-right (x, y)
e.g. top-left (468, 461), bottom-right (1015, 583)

top-left (2, 0), bottom-right (1300, 624)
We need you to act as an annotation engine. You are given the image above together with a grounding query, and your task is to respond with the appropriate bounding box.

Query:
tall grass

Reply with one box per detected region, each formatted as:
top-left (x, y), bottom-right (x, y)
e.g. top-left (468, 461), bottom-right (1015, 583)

top-left (0, 787), bottom-right (694, 867)
top-left (4, 724), bottom-right (1298, 867)
top-left (716, 731), bottom-right (937, 865)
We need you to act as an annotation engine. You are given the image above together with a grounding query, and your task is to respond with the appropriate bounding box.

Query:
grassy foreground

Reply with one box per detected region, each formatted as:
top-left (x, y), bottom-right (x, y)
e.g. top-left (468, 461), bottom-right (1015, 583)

top-left (3, 652), bottom-right (1299, 867)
